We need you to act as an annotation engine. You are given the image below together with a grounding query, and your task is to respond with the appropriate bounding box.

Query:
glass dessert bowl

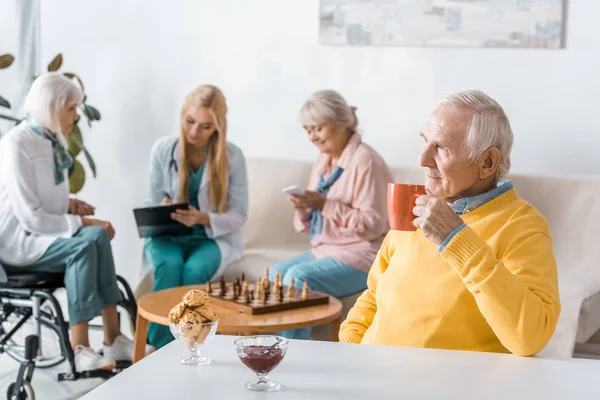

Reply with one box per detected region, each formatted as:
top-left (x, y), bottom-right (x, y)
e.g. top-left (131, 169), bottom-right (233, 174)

top-left (169, 319), bottom-right (218, 366)
top-left (234, 335), bottom-right (289, 391)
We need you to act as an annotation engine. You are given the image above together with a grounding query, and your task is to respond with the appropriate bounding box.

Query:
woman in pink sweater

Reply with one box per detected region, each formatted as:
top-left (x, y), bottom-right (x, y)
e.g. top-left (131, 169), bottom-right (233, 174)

top-left (270, 90), bottom-right (393, 340)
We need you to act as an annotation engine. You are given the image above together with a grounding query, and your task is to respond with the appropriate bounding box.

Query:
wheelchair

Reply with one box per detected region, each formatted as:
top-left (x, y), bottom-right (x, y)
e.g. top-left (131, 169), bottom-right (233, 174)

top-left (0, 261), bottom-right (138, 400)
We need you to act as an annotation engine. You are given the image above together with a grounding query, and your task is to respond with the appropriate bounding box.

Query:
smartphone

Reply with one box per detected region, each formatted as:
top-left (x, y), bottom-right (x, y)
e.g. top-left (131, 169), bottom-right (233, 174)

top-left (282, 185), bottom-right (305, 197)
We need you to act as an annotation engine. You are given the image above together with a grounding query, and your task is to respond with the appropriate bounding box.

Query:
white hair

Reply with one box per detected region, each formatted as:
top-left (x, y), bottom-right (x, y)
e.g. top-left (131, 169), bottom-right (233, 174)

top-left (299, 90), bottom-right (358, 134)
top-left (438, 89), bottom-right (514, 180)
top-left (23, 72), bottom-right (84, 134)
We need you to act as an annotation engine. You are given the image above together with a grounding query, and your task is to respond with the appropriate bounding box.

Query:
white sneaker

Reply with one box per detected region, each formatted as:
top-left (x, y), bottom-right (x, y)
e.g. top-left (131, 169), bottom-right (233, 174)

top-left (74, 345), bottom-right (114, 371)
top-left (103, 334), bottom-right (155, 361)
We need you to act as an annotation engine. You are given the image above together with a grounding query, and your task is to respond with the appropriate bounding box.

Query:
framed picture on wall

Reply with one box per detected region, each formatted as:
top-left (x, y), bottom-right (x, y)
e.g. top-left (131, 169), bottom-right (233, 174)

top-left (320, 0), bottom-right (567, 49)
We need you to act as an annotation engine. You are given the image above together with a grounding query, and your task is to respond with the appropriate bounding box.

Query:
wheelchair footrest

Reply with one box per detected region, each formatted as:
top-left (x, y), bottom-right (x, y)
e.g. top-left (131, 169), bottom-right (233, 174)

top-left (57, 360), bottom-right (131, 381)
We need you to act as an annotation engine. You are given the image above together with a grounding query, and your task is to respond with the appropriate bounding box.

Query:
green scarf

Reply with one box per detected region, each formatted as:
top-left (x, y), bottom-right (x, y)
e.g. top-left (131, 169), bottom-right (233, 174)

top-left (26, 117), bottom-right (74, 185)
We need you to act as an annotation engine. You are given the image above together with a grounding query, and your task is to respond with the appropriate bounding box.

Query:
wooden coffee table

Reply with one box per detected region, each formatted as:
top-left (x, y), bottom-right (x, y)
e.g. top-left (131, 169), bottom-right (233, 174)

top-left (133, 285), bottom-right (343, 363)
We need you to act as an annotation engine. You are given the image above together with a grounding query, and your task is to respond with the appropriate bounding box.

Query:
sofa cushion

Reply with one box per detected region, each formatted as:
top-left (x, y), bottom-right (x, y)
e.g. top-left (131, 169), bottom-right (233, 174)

top-left (577, 291), bottom-right (600, 343)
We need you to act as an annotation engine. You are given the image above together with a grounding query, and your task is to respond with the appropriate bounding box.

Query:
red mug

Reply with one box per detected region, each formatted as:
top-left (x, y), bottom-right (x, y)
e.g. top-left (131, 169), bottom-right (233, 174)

top-left (387, 183), bottom-right (426, 231)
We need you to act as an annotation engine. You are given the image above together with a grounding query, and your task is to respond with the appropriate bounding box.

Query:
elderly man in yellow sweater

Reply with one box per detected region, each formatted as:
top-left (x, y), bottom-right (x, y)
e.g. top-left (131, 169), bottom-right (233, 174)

top-left (339, 89), bottom-right (560, 356)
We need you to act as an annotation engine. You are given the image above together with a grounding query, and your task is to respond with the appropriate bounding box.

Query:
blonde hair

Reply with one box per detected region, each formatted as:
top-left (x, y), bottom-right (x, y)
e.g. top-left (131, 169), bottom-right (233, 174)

top-left (179, 85), bottom-right (228, 213)
top-left (23, 72), bottom-right (84, 134)
top-left (438, 89), bottom-right (514, 180)
top-left (299, 90), bottom-right (358, 134)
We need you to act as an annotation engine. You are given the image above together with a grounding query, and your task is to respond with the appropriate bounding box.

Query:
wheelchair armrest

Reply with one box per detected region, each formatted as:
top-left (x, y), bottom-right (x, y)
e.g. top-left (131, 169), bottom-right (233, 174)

top-left (0, 261), bottom-right (8, 284)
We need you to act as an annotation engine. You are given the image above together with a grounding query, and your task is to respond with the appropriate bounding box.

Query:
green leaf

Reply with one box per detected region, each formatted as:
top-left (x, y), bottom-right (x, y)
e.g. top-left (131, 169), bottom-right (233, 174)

top-left (81, 145), bottom-right (97, 178)
top-left (69, 159), bottom-right (86, 194)
top-left (47, 53), bottom-right (63, 72)
top-left (0, 96), bottom-right (10, 109)
top-left (63, 72), bottom-right (76, 79)
top-left (0, 54), bottom-right (15, 69)
top-left (85, 104), bottom-right (101, 121)
top-left (81, 105), bottom-right (93, 127)
top-left (67, 123), bottom-right (83, 157)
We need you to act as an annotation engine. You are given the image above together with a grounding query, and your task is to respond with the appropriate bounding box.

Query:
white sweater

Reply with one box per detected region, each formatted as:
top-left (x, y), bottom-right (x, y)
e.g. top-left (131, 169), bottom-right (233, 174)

top-left (0, 122), bottom-right (82, 267)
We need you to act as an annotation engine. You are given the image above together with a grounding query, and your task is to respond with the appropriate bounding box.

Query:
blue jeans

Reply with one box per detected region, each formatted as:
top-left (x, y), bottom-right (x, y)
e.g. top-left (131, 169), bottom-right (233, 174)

top-left (144, 235), bottom-right (221, 348)
top-left (269, 251), bottom-right (367, 340)
top-left (4, 227), bottom-right (122, 326)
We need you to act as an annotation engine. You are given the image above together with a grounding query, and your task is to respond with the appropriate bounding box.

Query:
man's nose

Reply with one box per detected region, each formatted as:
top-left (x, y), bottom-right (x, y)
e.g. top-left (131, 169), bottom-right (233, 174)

top-left (419, 144), bottom-right (435, 167)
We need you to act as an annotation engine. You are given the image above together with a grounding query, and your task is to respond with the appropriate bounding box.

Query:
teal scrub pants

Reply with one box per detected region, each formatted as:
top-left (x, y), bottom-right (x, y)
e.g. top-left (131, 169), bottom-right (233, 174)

top-left (4, 226), bottom-right (122, 326)
top-left (144, 235), bottom-right (221, 348)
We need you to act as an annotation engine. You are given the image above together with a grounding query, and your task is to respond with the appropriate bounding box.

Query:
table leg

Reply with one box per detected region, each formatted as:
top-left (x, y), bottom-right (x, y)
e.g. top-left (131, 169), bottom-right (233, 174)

top-left (133, 312), bottom-right (149, 364)
top-left (330, 316), bottom-right (341, 342)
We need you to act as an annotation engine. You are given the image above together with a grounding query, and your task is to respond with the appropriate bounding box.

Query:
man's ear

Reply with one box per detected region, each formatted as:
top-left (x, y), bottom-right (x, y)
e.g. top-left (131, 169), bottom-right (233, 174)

top-left (479, 147), bottom-right (501, 180)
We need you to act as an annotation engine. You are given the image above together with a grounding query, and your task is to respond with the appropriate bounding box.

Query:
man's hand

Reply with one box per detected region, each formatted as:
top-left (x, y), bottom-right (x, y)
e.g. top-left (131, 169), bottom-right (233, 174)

top-left (412, 189), bottom-right (464, 246)
top-left (171, 207), bottom-right (210, 227)
top-left (287, 191), bottom-right (326, 211)
top-left (69, 199), bottom-right (95, 216)
top-left (82, 218), bottom-right (115, 240)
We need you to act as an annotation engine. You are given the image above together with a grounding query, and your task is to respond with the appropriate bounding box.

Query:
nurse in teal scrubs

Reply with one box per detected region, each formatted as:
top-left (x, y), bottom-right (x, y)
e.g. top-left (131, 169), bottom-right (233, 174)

top-left (144, 85), bottom-right (249, 348)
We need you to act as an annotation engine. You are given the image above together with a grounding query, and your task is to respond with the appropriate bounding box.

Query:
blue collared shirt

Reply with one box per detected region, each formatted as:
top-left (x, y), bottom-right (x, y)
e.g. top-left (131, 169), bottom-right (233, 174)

top-left (439, 180), bottom-right (513, 252)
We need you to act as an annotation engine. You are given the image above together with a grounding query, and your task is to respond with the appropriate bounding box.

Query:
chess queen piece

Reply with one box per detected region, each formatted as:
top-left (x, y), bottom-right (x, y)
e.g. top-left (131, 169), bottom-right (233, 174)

top-left (302, 281), bottom-right (309, 300)
top-left (287, 277), bottom-right (296, 299)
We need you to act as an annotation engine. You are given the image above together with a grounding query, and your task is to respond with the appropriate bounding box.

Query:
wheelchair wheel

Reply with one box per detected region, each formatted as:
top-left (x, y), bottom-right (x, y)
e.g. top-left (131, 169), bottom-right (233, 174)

top-left (1, 314), bottom-right (66, 368)
top-left (6, 381), bottom-right (35, 400)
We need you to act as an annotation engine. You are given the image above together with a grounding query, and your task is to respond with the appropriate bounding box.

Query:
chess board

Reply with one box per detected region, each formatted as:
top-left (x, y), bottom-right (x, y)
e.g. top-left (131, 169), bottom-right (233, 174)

top-left (204, 275), bottom-right (329, 315)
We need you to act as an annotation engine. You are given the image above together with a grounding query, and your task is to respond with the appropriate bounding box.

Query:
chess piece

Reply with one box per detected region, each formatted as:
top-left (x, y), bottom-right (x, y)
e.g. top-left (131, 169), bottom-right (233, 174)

top-left (241, 272), bottom-right (246, 282)
top-left (277, 278), bottom-right (283, 295)
top-left (236, 278), bottom-right (241, 288)
top-left (245, 292), bottom-right (251, 304)
top-left (302, 281), bottom-right (309, 300)
top-left (264, 267), bottom-right (269, 280)
top-left (258, 284), bottom-right (265, 303)
top-left (207, 281), bottom-right (212, 293)
top-left (278, 289), bottom-right (284, 303)
top-left (287, 285), bottom-right (296, 300)
top-left (241, 281), bottom-right (248, 297)
top-left (289, 277), bottom-right (295, 288)
top-left (220, 276), bottom-right (226, 296)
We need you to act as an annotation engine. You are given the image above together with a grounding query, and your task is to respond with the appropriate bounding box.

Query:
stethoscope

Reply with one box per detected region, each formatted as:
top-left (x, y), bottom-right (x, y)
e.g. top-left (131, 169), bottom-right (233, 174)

top-left (168, 141), bottom-right (179, 174)
top-left (168, 137), bottom-right (213, 174)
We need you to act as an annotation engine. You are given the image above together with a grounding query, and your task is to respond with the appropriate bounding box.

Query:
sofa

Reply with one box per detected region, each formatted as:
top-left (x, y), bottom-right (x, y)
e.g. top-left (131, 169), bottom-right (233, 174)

top-left (136, 157), bottom-right (600, 356)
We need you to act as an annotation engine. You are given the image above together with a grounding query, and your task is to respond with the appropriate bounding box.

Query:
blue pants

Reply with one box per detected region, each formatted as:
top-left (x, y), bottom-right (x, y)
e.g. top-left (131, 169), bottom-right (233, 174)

top-left (144, 235), bottom-right (221, 348)
top-left (4, 227), bottom-right (122, 326)
top-left (269, 251), bottom-right (367, 340)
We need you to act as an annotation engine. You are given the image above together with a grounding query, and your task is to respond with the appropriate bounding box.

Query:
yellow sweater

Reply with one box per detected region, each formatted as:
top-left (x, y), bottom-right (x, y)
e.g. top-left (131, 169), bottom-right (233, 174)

top-left (339, 189), bottom-right (560, 356)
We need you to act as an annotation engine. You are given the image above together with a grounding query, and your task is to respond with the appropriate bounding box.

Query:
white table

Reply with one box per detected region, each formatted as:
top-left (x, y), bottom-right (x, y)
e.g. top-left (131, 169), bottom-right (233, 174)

top-left (82, 335), bottom-right (600, 399)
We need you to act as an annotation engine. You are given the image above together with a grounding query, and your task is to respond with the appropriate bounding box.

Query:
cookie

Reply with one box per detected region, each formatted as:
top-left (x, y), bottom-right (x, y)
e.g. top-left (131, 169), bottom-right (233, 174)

top-left (193, 304), bottom-right (218, 322)
top-left (195, 324), bottom-right (212, 344)
top-left (184, 335), bottom-right (197, 347)
top-left (182, 289), bottom-right (211, 307)
top-left (179, 310), bottom-right (203, 337)
top-left (168, 302), bottom-right (187, 324)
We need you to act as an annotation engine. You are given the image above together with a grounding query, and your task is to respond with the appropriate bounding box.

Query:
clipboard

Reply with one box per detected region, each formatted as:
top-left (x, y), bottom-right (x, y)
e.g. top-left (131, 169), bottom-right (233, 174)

top-left (133, 203), bottom-right (193, 238)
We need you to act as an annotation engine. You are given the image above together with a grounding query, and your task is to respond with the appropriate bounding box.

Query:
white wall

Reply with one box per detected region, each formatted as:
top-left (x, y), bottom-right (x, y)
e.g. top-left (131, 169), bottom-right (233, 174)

top-left (7, 0), bottom-right (598, 285)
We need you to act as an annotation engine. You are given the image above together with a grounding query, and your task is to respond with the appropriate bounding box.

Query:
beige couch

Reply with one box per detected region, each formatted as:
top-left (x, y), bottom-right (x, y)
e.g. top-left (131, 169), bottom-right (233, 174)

top-left (137, 157), bottom-right (600, 355)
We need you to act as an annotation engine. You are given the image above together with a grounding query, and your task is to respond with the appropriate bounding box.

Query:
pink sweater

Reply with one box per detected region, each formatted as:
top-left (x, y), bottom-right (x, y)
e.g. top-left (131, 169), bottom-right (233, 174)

top-left (294, 134), bottom-right (393, 273)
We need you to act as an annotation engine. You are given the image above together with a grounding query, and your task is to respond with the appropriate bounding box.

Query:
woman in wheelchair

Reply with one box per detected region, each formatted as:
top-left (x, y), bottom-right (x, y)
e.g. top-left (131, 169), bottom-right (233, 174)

top-left (0, 73), bottom-right (141, 371)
